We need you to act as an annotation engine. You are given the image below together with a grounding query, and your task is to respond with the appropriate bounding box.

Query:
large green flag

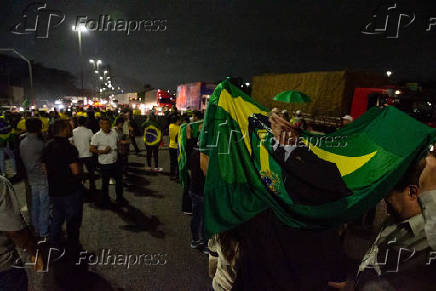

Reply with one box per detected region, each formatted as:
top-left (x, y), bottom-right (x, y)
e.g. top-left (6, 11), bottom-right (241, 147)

top-left (199, 80), bottom-right (436, 237)
top-left (178, 121), bottom-right (203, 192)
top-left (178, 123), bottom-right (189, 191)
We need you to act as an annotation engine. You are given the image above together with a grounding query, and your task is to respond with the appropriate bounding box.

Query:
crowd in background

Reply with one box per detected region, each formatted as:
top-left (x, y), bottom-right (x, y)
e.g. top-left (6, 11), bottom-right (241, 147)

top-left (1, 103), bottom-right (436, 291)
top-left (0, 105), bottom-right (193, 291)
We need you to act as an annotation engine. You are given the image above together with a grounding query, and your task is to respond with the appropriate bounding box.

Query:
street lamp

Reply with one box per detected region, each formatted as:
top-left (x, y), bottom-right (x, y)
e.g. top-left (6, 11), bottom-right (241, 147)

top-left (72, 24), bottom-right (88, 90)
top-left (0, 48), bottom-right (33, 106)
top-left (386, 70), bottom-right (392, 77)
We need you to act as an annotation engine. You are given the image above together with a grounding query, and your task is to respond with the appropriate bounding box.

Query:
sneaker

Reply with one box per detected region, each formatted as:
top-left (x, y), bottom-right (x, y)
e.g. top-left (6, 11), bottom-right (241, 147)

top-left (183, 212), bottom-right (192, 215)
top-left (190, 240), bottom-right (201, 249)
top-left (200, 245), bottom-right (210, 255)
top-left (153, 168), bottom-right (163, 173)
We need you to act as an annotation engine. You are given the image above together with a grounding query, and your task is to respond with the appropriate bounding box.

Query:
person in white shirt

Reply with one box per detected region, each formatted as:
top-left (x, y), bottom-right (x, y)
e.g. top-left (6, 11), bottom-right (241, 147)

top-left (72, 116), bottom-right (96, 194)
top-left (90, 117), bottom-right (126, 206)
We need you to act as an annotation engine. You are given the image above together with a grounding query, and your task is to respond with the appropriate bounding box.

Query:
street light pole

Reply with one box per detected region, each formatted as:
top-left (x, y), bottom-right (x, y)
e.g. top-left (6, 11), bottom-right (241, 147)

top-left (0, 48), bottom-right (33, 106)
top-left (78, 29), bottom-right (83, 90)
top-left (72, 25), bottom-right (87, 92)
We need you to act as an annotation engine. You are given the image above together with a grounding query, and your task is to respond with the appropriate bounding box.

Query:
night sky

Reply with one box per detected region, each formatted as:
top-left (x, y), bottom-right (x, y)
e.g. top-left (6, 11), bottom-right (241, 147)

top-left (1, 0), bottom-right (436, 92)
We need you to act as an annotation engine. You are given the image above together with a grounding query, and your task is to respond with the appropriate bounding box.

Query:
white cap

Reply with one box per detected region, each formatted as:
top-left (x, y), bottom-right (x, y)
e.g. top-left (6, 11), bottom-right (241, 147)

top-left (341, 115), bottom-right (353, 122)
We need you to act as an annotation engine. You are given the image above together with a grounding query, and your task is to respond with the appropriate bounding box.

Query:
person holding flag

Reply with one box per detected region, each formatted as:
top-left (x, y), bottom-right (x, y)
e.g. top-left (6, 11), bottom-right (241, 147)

top-left (142, 113), bottom-right (163, 172)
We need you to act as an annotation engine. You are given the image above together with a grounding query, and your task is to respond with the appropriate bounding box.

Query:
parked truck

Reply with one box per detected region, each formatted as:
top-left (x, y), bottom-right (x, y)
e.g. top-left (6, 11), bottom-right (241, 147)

top-left (176, 82), bottom-right (216, 112)
top-left (144, 89), bottom-right (176, 113)
top-left (251, 70), bottom-right (389, 116)
top-left (252, 70), bottom-right (436, 127)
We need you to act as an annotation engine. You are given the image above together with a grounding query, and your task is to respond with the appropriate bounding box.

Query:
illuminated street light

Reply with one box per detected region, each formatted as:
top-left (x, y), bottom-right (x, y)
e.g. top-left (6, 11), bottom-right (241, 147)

top-left (72, 24), bottom-right (88, 90)
top-left (104, 70), bottom-right (108, 75)
top-left (72, 24), bottom-right (87, 32)
top-left (94, 70), bottom-right (99, 74)
top-left (89, 59), bottom-right (95, 64)
top-left (386, 70), bottom-right (392, 77)
top-left (99, 76), bottom-right (103, 80)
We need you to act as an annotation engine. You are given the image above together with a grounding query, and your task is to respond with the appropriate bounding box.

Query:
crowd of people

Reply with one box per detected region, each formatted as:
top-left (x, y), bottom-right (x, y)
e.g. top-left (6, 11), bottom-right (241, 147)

top-left (0, 103), bottom-right (436, 290)
top-left (0, 106), bottom-right (186, 290)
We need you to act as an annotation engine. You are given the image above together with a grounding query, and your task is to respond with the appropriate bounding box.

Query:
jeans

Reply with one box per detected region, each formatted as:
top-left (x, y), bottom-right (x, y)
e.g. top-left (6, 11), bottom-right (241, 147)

top-left (31, 184), bottom-right (50, 237)
top-left (0, 146), bottom-right (16, 174)
top-left (146, 145), bottom-right (159, 168)
top-left (118, 153), bottom-right (129, 175)
top-left (169, 148), bottom-right (178, 177)
top-left (130, 135), bottom-right (140, 153)
top-left (50, 190), bottom-right (83, 245)
top-left (189, 191), bottom-right (205, 243)
top-left (100, 163), bottom-right (123, 201)
top-left (0, 268), bottom-right (28, 291)
top-left (80, 157), bottom-right (96, 192)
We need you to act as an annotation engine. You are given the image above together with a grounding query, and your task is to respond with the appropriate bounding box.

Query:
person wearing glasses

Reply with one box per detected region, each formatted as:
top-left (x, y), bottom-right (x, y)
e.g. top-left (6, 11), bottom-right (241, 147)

top-left (355, 149), bottom-right (436, 290)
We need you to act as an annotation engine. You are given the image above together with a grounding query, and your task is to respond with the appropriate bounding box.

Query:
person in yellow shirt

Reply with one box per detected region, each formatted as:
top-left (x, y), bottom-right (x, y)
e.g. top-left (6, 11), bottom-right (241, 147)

top-left (168, 116), bottom-right (181, 180)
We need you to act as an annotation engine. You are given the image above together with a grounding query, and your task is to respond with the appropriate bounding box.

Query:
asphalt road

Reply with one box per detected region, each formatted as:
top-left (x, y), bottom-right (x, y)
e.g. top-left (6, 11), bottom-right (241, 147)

top-left (14, 140), bottom-right (210, 291)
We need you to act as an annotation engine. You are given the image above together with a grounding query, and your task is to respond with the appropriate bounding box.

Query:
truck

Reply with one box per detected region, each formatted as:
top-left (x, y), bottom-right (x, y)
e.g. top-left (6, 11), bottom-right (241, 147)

top-left (115, 92), bottom-right (137, 105)
top-left (350, 87), bottom-right (435, 126)
top-left (252, 70), bottom-right (436, 127)
top-left (144, 89), bottom-right (175, 113)
top-left (176, 82), bottom-right (216, 111)
top-left (251, 70), bottom-right (389, 116)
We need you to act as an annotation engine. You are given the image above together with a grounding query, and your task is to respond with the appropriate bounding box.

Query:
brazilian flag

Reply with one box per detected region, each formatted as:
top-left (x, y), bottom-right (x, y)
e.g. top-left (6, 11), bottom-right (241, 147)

top-left (178, 123), bottom-right (188, 191)
top-left (199, 80), bottom-right (436, 237)
top-left (178, 121), bottom-right (203, 192)
top-left (143, 119), bottom-right (162, 147)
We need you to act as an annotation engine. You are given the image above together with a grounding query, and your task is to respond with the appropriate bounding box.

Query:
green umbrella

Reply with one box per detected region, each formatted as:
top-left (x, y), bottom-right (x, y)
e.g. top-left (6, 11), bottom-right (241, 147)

top-left (273, 90), bottom-right (311, 104)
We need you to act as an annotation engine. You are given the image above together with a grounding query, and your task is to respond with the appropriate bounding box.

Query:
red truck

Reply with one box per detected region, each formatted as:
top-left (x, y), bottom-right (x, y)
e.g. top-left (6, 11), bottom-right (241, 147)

top-left (176, 82), bottom-right (216, 111)
top-left (144, 89), bottom-right (176, 113)
top-left (350, 87), bottom-right (435, 127)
